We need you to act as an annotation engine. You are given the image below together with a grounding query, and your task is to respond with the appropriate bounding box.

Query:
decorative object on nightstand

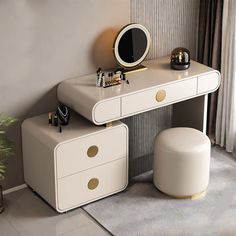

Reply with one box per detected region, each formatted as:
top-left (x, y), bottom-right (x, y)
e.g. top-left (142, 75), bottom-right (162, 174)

top-left (22, 113), bottom-right (128, 212)
top-left (0, 115), bottom-right (17, 213)
top-left (48, 112), bottom-right (53, 125)
top-left (56, 104), bottom-right (70, 125)
top-left (170, 47), bottom-right (190, 70)
top-left (153, 127), bottom-right (211, 199)
top-left (113, 23), bottom-right (151, 74)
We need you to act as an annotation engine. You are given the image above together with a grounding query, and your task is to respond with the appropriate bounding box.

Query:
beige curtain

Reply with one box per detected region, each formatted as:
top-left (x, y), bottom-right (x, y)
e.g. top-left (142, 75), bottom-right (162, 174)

top-left (216, 0), bottom-right (236, 153)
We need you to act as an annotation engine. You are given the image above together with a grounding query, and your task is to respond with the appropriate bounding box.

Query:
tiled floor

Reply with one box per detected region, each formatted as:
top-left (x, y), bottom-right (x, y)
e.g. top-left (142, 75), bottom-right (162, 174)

top-left (0, 188), bottom-right (111, 236)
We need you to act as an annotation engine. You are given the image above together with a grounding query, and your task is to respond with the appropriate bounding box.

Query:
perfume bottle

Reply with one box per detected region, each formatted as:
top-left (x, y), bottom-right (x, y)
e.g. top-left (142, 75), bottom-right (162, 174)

top-left (48, 112), bottom-right (53, 125)
top-left (96, 68), bottom-right (102, 87)
top-left (102, 73), bottom-right (106, 87)
top-left (54, 114), bottom-right (58, 127)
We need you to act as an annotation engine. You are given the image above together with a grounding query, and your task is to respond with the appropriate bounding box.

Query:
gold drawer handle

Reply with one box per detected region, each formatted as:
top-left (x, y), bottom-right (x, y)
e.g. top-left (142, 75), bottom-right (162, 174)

top-left (87, 145), bottom-right (98, 158)
top-left (88, 178), bottom-right (99, 190)
top-left (156, 89), bottom-right (166, 102)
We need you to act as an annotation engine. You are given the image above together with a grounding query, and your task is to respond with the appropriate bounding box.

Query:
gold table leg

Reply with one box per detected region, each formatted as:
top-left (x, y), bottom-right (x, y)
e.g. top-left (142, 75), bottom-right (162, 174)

top-left (106, 122), bottom-right (113, 128)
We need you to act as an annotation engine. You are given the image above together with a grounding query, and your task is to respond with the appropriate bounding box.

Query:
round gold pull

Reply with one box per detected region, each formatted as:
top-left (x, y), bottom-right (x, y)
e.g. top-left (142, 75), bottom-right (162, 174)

top-left (156, 89), bottom-right (166, 102)
top-left (87, 145), bottom-right (98, 158)
top-left (88, 178), bottom-right (99, 190)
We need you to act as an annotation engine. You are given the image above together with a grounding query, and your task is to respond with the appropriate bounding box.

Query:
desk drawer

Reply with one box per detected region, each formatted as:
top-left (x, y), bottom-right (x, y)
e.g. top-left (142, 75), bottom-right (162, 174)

top-left (198, 72), bottom-right (220, 94)
top-left (93, 98), bottom-right (121, 124)
top-left (122, 78), bottom-right (197, 116)
top-left (56, 125), bottom-right (128, 178)
top-left (57, 157), bottom-right (128, 211)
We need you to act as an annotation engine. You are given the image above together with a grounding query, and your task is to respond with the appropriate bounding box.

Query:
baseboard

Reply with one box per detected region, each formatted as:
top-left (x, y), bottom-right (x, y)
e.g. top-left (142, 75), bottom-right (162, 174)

top-left (3, 184), bottom-right (27, 195)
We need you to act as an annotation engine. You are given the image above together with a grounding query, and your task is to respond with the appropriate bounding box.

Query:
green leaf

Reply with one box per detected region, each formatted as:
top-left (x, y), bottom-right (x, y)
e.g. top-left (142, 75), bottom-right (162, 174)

top-left (0, 137), bottom-right (13, 157)
top-left (0, 161), bottom-right (6, 180)
top-left (0, 116), bottom-right (17, 128)
top-left (0, 115), bottom-right (16, 179)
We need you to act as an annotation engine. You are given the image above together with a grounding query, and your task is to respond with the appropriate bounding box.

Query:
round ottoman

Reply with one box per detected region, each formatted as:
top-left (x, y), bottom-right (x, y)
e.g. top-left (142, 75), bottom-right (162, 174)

top-left (153, 127), bottom-right (211, 199)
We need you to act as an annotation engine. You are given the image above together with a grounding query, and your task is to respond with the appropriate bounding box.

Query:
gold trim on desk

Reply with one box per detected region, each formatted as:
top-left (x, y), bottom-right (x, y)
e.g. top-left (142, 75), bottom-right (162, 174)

top-left (106, 122), bottom-right (113, 128)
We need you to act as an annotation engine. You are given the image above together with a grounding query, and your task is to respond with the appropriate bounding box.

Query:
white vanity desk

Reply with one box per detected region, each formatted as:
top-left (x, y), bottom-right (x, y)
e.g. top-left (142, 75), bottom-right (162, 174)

top-left (22, 56), bottom-right (220, 213)
top-left (58, 56), bottom-right (220, 132)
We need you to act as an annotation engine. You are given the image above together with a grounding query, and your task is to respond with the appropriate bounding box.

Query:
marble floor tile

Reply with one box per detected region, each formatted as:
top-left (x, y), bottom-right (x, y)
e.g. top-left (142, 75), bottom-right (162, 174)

top-left (0, 216), bottom-right (19, 236)
top-left (61, 222), bottom-right (111, 236)
top-left (1, 188), bottom-right (110, 236)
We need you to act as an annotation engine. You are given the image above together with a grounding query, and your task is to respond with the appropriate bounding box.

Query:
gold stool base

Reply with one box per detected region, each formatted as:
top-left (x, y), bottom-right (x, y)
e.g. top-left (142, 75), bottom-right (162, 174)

top-left (161, 189), bottom-right (207, 200)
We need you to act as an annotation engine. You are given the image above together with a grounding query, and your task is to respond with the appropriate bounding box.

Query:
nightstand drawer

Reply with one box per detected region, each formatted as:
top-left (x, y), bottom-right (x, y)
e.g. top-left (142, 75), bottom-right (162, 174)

top-left (57, 157), bottom-right (128, 211)
top-left (122, 78), bottom-right (197, 116)
top-left (56, 125), bottom-right (128, 178)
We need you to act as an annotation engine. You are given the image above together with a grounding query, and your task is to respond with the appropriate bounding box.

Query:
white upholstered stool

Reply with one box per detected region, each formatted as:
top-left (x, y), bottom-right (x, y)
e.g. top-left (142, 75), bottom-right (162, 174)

top-left (153, 127), bottom-right (211, 199)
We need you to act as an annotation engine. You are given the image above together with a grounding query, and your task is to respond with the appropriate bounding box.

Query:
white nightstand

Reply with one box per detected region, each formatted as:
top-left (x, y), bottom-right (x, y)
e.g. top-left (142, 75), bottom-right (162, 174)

top-left (22, 113), bottom-right (128, 212)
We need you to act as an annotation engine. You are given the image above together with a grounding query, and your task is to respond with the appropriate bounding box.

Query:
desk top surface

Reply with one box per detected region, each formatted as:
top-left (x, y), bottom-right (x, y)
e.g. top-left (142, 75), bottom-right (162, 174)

top-left (59, 56), bottom-right (217, 102)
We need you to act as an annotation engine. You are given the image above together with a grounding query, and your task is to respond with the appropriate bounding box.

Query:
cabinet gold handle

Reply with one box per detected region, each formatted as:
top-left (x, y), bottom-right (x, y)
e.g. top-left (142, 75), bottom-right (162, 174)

top-left (156, 89), bottom-right (166, 102)
top-left (88, 178), bottom-right (99, 190)
top-left (87, 145), bottom-right (98, 158)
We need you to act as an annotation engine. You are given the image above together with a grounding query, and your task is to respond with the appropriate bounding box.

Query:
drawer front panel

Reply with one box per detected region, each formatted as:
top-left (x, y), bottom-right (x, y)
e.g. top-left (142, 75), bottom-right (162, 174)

top-left (122, 78), bottom-right (197, 116)
top-left (198, 72), bottom-right (220, 94)
top-left (56, 125), bottom-right (128, 178)
top-left (57, 158), bottom-right (128, 211)
top-left (93, 98), bottom-right (121, 124)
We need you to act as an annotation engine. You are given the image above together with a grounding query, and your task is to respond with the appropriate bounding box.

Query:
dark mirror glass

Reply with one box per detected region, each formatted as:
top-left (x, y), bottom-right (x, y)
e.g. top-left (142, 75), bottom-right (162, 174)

top-left (118, 28), bottom-right (147, 63)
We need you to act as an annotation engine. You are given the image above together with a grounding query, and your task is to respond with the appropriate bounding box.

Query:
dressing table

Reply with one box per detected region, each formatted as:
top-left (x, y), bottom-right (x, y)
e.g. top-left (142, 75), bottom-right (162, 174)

top-left (58, 56), bottom-right (220, 132)
top-left (22, 56), bottom-right (220, 212)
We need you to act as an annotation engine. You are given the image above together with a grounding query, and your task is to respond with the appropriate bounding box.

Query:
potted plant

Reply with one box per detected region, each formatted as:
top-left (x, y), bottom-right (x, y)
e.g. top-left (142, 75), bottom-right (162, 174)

top-left (0, 115), bottom-right (17, 213)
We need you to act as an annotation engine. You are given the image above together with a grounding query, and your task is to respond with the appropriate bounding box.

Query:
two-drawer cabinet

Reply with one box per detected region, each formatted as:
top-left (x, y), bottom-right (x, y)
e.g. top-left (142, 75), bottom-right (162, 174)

top-left (22, 113), bottom-right (128, 212)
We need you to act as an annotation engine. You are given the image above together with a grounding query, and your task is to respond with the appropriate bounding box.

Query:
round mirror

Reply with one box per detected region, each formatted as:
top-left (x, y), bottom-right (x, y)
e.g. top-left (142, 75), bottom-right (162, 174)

top-left (113, 24), bottom-right (151, 68)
